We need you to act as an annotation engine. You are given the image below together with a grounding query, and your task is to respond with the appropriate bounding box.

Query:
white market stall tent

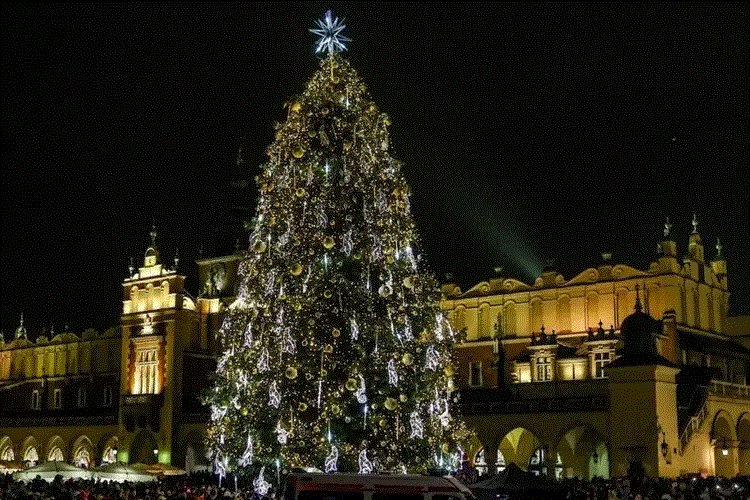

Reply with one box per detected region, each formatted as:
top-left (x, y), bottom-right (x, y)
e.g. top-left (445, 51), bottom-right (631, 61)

top-left (93, 462), bottom-right (156, 482)
top-left (13, 461), bottom-right (92, 482)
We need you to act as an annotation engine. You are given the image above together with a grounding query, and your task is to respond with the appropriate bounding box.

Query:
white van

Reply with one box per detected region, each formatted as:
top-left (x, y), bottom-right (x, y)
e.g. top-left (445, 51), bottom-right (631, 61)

top-left (281, 473), bottom-right (475, 500)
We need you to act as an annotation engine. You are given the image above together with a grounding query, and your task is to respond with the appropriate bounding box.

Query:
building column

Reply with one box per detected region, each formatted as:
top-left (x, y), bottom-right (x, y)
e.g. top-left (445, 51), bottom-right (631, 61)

top-left (483, 441), bottom-right (499, 476)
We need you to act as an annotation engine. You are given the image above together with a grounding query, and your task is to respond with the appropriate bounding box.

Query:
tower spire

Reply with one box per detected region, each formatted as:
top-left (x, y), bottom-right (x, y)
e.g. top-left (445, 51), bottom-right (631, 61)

top-left (144, 221), bottom-right (161, 267)
top-left (663, 217), bottom-right (672, 238)
top-left (716, 237), bottom-right (723, 258)
top-left (691, 213), bottom-right (699, 234)
top-left (15, 313), bottom-right (27, 340)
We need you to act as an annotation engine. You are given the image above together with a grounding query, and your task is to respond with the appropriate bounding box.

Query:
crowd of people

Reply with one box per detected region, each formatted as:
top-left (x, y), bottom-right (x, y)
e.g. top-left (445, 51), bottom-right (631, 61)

top-left (2, 469), bottom-right (749, 500)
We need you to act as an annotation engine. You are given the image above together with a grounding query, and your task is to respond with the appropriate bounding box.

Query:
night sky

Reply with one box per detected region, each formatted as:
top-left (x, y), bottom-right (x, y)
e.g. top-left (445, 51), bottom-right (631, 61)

top-left (2, 3), bottom-right (748, 338)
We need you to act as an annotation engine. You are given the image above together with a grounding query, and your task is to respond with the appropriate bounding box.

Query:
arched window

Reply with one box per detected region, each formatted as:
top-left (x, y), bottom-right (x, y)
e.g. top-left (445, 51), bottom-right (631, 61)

top-left (0, 444), bottom-right (14, 461)
top-left (102, 446), bottom-right (117, 464)
top-left (505, 303), bottom-right (516, 336)
top-left (48, 446), bottom-right (64, 462)
top-left (587, 294), bottom-right (599, 330)
top-left (479, 304), bottom-right (491, 339)
top-left (617, 289), bottom-right (629, 327)
top-left (452, 307), bottom-right (466, 333)
top-left (74, 447), bottom-right (91, 468)
top-left (529, 446), bottom-right (563, 478)
top-left (23, 446), bottom-right (38, 466)
top-left (531, 300), bottom-right (543, 333)
top-left (557, 296), bottom-right (571, 333)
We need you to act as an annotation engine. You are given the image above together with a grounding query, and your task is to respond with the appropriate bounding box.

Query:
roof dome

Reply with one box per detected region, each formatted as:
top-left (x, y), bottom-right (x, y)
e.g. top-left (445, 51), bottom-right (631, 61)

top-left (619, 287), bottom-right (663, 358)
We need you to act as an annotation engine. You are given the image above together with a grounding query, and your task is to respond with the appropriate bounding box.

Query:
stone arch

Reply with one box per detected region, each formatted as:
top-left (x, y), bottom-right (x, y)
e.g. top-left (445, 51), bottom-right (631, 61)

top-left (553, 422), bottom-right (609, 479)
top-left (0, 436), bottom-right (14, 461)
top-left (711, 410), bottom-right (735, 477)
top-left (178, 429), bottom-right (207, 473)
top-left (46, 435), bottom-right (65, 462)
top-left (71, 435), bottom-right (94, 468)
top-left (498, 426), bottom-right (542, 472)
top-left (96, 434), bottom-right (119, 466)
top-left (20, 436), bottom-right (39, 467)
top-left (130, 429), bottom-right (158, 464)
top-left (737, 413), bottom-right (750, 475)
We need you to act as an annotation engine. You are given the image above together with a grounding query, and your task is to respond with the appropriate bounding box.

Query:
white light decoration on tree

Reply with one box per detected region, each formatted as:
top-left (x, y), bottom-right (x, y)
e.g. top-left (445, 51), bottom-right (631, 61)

top-left (350, 317), bottom-right (359, 341)
top-left (387, 358), bottom-right (398, 386)
top-left (356, 374), bottom-right (367, 404)
top-left (253, 466), bottom-right (271, 496)
top-left (239, 434), bottom-right (254, 467)
top-left (358, 449), bottom-right (373, 474)
top-left (425, 345), bottom-right (440, 371)
top-left (325, 445), bottom-right (339, 473)
top-left (268, 381), bottom-right (281, 408)
top-left (410, 411), bottom-right (424, 439)
top-left (310, 10), bottom-right (352, 55)
top-left (276, 420), bottom-right (289, 444)
top-left (258, 347), bottom-right (270, 372)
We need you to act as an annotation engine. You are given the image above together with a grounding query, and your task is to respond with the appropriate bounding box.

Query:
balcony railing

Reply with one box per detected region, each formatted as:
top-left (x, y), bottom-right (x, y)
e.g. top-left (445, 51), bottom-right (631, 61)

top-left (709, 380), bottom-right (750, 399)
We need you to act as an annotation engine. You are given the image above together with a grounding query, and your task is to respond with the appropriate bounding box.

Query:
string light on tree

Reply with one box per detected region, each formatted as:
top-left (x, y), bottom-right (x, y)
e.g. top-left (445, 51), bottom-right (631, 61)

top-left (203, 10), bottom-right (472, 481)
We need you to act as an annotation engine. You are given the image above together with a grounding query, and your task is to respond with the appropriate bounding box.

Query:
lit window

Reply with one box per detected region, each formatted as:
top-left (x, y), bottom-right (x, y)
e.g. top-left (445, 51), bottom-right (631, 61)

top-left (1, 446), bottom-right (13, 461)
top-left (535, 357), bottom-right (552, 381)
top-left (469, 361), bottom-right (482, 387)
top-left (594, 351), bottom-right (612, 379)
top-left (133, 349), bottom-right (159, 394)
top-left (31, 390), bottom-right (40, 410)
top-left (77, 387), bottom-right (87, 408)
top-left (48, 446), bottom-right (64, 462)
top-left (53, 388), bottom-right (62, 409)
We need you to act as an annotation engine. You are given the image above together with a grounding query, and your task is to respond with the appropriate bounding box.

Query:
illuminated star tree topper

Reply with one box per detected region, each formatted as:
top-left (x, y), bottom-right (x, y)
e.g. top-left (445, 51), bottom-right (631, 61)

top-left (310, 10), bottom-right (352, 55)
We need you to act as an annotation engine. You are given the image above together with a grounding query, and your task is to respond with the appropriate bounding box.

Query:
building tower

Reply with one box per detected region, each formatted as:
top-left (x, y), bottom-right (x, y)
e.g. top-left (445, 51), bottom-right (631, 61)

top-left (119, 224), bottom-right (200, 465)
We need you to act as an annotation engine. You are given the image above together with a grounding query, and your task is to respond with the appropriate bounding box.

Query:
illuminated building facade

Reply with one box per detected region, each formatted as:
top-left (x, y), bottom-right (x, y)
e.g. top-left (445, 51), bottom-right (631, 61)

top-left (444, 216), bottom-right (750, 478)
top-left (1, 215), bottom-right (748, 479)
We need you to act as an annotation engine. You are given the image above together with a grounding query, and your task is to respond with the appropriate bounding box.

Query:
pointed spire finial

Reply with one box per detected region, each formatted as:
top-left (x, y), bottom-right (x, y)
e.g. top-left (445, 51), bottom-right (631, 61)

top-left (634, 284), bottom-right (642, 313)
top-left (50, 323), bottom-right (54, 337)
top-left (716, 237), bottom-right (723, 258)
top-left (150, 220), bottom-right (157, 246)
top-left (664, 217), bottom-right (672, 238)
top-left (173, 247), bottom-right (180, 270)
top-left (16, 313), bottom-right (27, 340)
top-left (128, 257), bottom-right (135, 276)
top-left (691, 213), bottom-right (699, 234)
top-left (20, 312), bottom-right (24, 327)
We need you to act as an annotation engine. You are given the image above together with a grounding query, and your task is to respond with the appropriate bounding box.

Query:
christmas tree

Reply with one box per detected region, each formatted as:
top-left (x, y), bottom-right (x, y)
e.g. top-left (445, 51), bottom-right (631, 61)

top-left (203, 11), bottom-right (470, 481)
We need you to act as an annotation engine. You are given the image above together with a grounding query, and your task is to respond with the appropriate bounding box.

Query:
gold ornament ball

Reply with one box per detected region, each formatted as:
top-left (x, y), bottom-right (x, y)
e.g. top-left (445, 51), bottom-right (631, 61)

top-left (290, 263), bottom-right (304, 276)
top-left (379, 419), bottom-right (387, 428)
top-left (324, 344), bottom-right (334, 353)
top-left (444, 365), bottom-right (456, 377)
top-left (321, 107), bottom-right (330, 115)
top-left (323, 236), bottom-right (335, 249)
top-left (253, 240), bottom-right (267, 253)
top-left (331, 75), bottom-right (340, 84)
top-left (324, 289), bottom-right (333, 298)
top-left (298, 402), bottom-right (308, 411)
top-left (332, 405), bottom-right (341, 415)
top-left (307, 128), bottom-right (317, 138)
top-left (290, 101), bottom-right (302, 113)
top-left (332, 327), bottom-right (341, 338)
top-left (293, 302), bottom-right (302, 311)
top-left (384, 398), bottom-right (397, 411)
top-left (293, 146), bottom-right (305, 158)
top-left (402, 276), bottom-right (414, 289)
top-left (285, 366), bottom-right (298, 379)
top-left (346, 378), bottom-right (358, 391)
top-left (378, 284), bottom-right (392, 298)
top-left (399, 394), bottom-right (408, 403)
top-left (402, 353), bottom-right (414, 366)
top-left (241, 407), bottom-right (248, 416)
top-left (295, 187), bottom-right (307, 198)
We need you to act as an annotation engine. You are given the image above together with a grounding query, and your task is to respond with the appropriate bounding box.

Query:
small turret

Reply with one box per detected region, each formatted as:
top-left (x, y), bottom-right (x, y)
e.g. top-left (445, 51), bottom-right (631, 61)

top-left (687, 213), bottom-right (704, 263)
top-left (658, 217), bottom-right (677, 257)
top-left (711, 237), bottom-right (727, 286)
top-left (15, 313), bottom-right (27, 340)
top-left (144, 222), bottom-right (160, 267)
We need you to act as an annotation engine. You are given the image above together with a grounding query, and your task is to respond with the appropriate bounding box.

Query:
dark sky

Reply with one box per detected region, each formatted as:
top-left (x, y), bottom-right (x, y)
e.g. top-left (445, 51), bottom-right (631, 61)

top-left (2, 3), bottom-right (748, 338)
